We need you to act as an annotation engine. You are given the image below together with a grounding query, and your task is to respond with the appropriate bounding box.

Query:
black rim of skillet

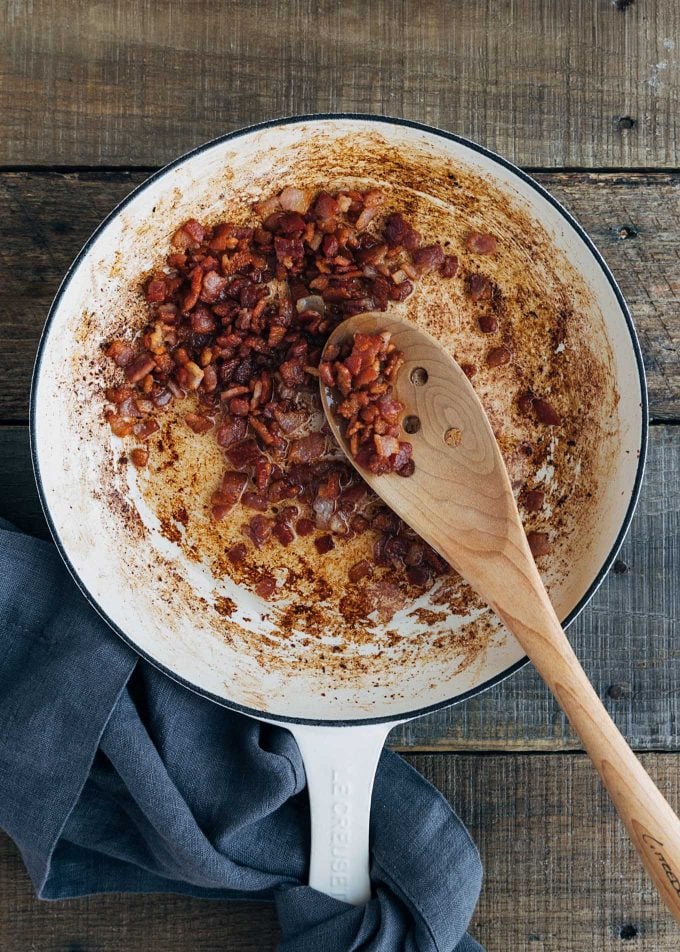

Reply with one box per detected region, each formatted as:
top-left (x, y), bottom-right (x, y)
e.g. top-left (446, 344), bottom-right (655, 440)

top-left (30, 114), bottom-right (649, 728)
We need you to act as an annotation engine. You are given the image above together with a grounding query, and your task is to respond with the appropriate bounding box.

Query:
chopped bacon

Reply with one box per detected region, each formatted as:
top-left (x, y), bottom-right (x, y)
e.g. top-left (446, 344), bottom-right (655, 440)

top-left (132, 419), bottom-right (160, 440)
top-left (217, 416), bottom-right (248, 448)
top-left (146, 275), bottom-right (169, 303)
top-left (130, 447), bottom-right (149, 468)
top-left (523, 489), bottom-right (545, 512)
top-left (242, 491), bottom-right (269, 511)
top-left (185, 412), bottom-right (213, 434)
top-left (225, 438), bottom-right (261, 468)
top-left (227, 542), bottom-right (248, 564)
top-left (466, 273), bottom-right (492, 301)
top-left (103, 186), bottom-right (485, 590)
top-left (244, 515), bottom-right (275, 548)
top-left (348, 559), bottom-right (373, 583)
top-left (125, 353), bottom-right (156, 384)
top-left (313, 191), bottom-right (340, 220)
top-left (200, 272), bottom-right (227, 304)
top-left (411, 244), bottom-right (445, 275)
top-left (211, 471), bottom-right (248, 521)
top-left (279, 186), bottom-right (310, 213)
top-left (527, 531), bottom-right (552, 557)
top-left (314, 534), bottom-right (335, 555)
top-left (383, 212), bottom-right (420, 250)
top-left (322, 331), bottom-right (412, 476)
top-left (106, 340), bottom-right (136, 367)
top-left (440, 254), bottom-right (459, 278)
top-left (288, 432), bottom-right (326, 464)
top-left (272, 522), bottom-right (295, 546)
top-left (255, 574), bottom-right (277, 598)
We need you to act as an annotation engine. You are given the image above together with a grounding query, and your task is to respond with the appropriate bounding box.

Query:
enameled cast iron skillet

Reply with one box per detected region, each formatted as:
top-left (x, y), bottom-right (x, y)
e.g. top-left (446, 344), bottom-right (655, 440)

top-left (31, 116), bottom-right (647, 903)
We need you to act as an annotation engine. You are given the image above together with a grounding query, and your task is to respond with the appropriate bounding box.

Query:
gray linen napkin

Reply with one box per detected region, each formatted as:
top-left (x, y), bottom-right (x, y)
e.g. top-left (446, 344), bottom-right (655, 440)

top-left (0, 518), bottom-right (483, 951)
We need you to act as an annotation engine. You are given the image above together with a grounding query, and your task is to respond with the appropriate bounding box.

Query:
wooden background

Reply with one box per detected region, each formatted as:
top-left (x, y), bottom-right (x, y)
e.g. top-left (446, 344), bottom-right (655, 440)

top-left (1, 1), bottom-right (679, 949)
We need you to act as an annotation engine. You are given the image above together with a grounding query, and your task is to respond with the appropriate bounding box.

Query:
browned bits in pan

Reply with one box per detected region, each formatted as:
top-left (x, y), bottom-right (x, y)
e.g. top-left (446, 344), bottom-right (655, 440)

top-left (517, 390), bottom-right (535, 416)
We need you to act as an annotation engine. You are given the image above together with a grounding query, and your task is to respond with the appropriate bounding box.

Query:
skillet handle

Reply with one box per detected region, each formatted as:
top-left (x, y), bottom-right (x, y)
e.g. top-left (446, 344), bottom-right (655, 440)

top-left (289, 722), bottom-right (393, 905)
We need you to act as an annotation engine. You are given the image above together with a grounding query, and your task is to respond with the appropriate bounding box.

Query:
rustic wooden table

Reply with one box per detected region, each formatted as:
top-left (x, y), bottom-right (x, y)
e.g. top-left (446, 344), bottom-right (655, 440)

top-left (1, 1), bottom-right (679, 949)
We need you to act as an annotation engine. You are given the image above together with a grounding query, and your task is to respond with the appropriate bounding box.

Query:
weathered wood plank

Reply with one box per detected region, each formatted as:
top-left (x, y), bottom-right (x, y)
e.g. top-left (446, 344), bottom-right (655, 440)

top-left (0, 830), bottom-right (278, 951)
top-left (1, 0), bottom-right (678, 169)
top-left (2, 752), bottom-right (680, 951)
top-left (0, 170), bottom-right (679, 420)
top-left (417, 752), bottom-right (680, 951)
top-left (3, 424), bottom-right (678, 754)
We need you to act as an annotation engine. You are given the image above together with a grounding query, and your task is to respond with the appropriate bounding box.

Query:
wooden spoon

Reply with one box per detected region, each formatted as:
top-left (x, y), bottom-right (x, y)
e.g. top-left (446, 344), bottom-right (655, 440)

top-left (320, 311), bottom-right (680, 922)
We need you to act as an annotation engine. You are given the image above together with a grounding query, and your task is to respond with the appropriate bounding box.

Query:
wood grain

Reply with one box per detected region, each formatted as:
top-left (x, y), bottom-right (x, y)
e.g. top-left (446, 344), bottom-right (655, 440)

top-left (1, 170), bottom-right (678, 422)
top-left (1, 0), bottom-right (679, 169)
top-left (3, 423), bottom-right (678, 754)
top-left (3, 752), bottom-right (680, 951)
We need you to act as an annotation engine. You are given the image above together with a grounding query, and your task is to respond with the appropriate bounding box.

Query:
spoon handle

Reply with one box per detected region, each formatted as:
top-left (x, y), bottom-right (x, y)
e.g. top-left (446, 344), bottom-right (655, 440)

top-left (495, 584), bottom-right (680, 922)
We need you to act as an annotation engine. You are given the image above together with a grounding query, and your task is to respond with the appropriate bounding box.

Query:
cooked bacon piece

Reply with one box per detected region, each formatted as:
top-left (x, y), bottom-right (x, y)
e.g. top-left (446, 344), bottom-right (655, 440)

top-left (533, 398), bottom-right (562, 426)
top-left (244, 515), bottom-right (275, 548)
top-left (130, 447), bottom-right (149, 468)
top-left (279, 186), bottom-right (310, 213)
top-left (522, 489), bottom-right (545, 512)
top-left (440, 254), bottom-right (459, 278)
top-left (322, 331), bottom-right (412, 476)
top-left (527, 531), bottom-right (552, 557)
top-left (216, 416), bottom-right (247, 448)
top-left (211, 470), bottom-right (248, 520)
top-left (348, 559), bottom-right (373, 583)
top-left (411, 244), bottom-right (445, 275)
top-left (185, 413), bottom-right (213, 434)
top-left (125, 353), bottom-right (156, 384)
top-left (466, 273), bottom-right (492, 301)
top-left (288, 432), bottom-right (326, 464)
top-left (466, 232), bottom-right (497, 255)
top-left (314, 534), bottom-right (335, 555)
top-left (478, 315), bottom-right (498, 333)
top-left (486, 346), bottom-right (512, 368)
top-left (255, 575), bottom-right (277, 599)
top-left (227, 542), bottom-right (248, 564)
top-left (383, 212), bottom-right (420, 250)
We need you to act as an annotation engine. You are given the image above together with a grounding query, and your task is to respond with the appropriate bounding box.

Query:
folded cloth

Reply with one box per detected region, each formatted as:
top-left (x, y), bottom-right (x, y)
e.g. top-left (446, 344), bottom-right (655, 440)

top-left (0, 519), bottom-right (483, 951)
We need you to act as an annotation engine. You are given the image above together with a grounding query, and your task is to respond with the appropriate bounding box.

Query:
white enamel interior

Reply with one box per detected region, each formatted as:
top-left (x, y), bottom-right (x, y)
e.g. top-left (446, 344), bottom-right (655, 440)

top-left (31, 118), bottom-right (644, 722)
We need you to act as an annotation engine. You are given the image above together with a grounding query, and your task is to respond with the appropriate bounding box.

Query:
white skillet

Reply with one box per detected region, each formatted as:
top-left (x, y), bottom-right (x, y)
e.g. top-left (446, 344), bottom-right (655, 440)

top-left (31, 116), bottom-right (647, 904)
